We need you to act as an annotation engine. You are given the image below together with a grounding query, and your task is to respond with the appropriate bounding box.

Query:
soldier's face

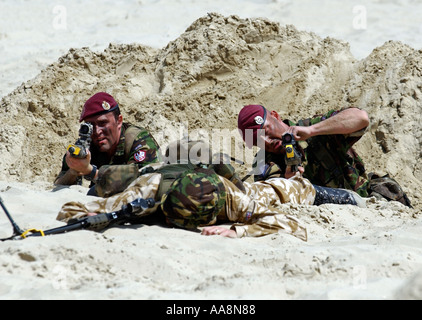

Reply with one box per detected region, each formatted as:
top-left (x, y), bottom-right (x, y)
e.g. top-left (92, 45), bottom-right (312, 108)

top-left (85, 112), bottom-right (123, 155)
top-left (260, 111), bottom-right (287, 154)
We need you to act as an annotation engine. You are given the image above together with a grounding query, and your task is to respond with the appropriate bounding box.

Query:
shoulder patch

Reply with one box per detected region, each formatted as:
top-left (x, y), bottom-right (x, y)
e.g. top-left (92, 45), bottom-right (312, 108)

top-left (134, 150), bottom-right (146, 162)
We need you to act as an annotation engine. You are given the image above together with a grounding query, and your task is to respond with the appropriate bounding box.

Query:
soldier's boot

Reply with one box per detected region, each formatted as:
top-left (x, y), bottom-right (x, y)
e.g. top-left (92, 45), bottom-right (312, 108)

top-left (313, 185), bottom-right (367, 208)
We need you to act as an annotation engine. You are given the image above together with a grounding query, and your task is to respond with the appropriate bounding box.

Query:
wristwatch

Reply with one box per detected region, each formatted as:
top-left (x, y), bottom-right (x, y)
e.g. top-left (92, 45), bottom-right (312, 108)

top-left (84, 165), bottom-right (97, 181)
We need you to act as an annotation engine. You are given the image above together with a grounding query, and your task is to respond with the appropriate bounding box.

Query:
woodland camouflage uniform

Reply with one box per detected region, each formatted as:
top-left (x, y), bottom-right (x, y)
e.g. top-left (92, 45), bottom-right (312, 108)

top-left (253, 108), bottom-right (370, 197)
top-left (57, 123), bottom-right (161, 186)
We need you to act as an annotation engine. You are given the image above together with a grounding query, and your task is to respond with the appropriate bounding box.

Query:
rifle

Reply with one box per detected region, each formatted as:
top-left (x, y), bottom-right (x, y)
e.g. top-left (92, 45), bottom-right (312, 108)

top-left (0, 196), bottom-right (156, 241)
top-left (67, 122), bottom-right (93, 158)
top-left (282, 133), bottom-right (302, 173)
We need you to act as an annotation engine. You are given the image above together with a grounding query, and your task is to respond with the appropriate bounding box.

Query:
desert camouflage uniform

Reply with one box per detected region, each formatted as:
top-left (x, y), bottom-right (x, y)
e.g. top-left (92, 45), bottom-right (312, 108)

top-left (254, 108), bottom-right (370, 197)
top-left (56, 165), bottom-right (163, 222)
top-left (220, 173), bottom-right (314, 240)
top-left (56, 122), bottom-right (161, 186)
top-left (56, 163), bottom-right (315, 241)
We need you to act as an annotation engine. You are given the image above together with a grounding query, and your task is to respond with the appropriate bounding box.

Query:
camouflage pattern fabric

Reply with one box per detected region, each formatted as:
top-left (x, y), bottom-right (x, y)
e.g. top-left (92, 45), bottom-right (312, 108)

top-left (92, 122), bottom-right (161, 168)
top-left (223, 174), bottom-right (315, 240)
top-left (95, 163), bottom-right (141, 198)
top-left (94, 138), bottom-right (247, 199)
top-left (57, 171), bottom-right (163, 222)
top-left (164, 139), bottom-right (246, 192)
top-left (253, 108), bottom-right (370, 197)
top-left (161, 168), bottom-right (227, 230)
top-left (210, 152), bottom-right (246, 192)
top-left (56, 122), bottom-right (161, 186)
top-left (57, 167), bottom-right (315, 240)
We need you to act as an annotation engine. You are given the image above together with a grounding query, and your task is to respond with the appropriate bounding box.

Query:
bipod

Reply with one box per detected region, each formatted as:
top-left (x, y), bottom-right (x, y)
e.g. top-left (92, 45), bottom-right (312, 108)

top-left (0, 196), bottom-right (26, 241)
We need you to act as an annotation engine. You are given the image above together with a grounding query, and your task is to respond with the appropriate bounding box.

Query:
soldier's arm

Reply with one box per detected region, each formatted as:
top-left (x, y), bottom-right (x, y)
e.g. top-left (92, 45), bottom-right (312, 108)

top-left (54, 152), bottom-right (83, 186)
top-left (54, 168), bottom-right (80, 185)
top-left (200, 217), bottom-right (307, 239)
top-left (57, 172), bottom-right (162, 223)
top-left (54, 151), bottom-right (94, 186)
top-left (230, 213), bottom-right (308, 241)
top-left (291, 108), bottom-right (369, 141)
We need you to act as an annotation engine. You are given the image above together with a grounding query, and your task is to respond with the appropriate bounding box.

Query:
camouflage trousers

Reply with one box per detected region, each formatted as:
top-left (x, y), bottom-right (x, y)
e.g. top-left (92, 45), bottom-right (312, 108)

top-left (222, 174), bottom-right (315, 240)
top-left (57, 173), bottom-right (316, 240)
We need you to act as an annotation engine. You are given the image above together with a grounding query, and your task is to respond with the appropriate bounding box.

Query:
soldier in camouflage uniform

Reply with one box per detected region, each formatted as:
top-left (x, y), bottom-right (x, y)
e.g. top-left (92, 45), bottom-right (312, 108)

top-left (238, 105), bottom-right (370, 197)
top-left (54, 92), bottom-right (161, 194)
top-left (162, 167), bottom-right (315, 240)
top-left (56, 141), bottom-right (365, 240)
top-left (56, 164), bottom-right (314, 240)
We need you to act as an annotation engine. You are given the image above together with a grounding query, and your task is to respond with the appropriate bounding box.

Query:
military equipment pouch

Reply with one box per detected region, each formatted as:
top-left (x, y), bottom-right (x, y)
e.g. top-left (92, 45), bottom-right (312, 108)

top-left (209, 153), bottom-right (246, 192)
top-left (155, 161), bottom-right (245, 201)
top-left (95, 163), bottom-right (141, 198)
top-left (155, 163), bottom-right (197, 201)
top-left (368, 173), bottom-right (413, 208)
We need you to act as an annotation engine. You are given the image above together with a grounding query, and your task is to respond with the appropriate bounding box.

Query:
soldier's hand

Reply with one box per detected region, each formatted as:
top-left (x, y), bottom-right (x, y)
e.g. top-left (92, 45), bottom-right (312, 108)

top-left (288, 126), bottom-right (313, 141)
top-left (65, 150), bottom-right (92, 176)
top-left (285, 166), bottom-right (304, 179)
top-left (201, 226), bottom-right (238, 238)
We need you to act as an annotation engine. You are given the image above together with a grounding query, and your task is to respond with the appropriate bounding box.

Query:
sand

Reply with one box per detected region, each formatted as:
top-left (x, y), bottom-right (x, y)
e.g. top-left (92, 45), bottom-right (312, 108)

top-left (0, 13), bottom-right (421, 300)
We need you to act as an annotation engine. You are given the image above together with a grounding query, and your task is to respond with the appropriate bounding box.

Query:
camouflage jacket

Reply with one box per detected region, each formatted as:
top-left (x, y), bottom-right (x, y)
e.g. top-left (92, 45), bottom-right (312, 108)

top-left (253, 108), bottom-right (370, 197)
top-left (57, 167), bottom-right (315, 240)
top-left (57, 122), bottom-right (161, 185)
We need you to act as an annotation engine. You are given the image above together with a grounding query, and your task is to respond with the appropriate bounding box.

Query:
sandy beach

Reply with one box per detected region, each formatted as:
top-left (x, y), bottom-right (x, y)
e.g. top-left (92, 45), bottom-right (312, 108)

top-left (0, 1), bottom-right (421, 300)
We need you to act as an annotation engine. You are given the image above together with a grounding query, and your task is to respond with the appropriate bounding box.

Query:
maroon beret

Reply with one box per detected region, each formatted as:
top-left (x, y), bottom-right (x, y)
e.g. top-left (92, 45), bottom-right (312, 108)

top-left (238, 105), bottom-right (267, 148)
top-left (79, 92), bottom-right (119, 122)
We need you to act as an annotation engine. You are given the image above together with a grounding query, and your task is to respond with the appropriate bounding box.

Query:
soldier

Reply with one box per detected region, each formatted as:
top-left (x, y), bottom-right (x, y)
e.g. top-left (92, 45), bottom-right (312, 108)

top-left (56, 153), bottom-right (366, 240)
top-left (237, 105), bottom-right (413, 208)
top-left (238, 105), bottom-right (371, 197)
top-left (54, 92), bottom-right (161, 195)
